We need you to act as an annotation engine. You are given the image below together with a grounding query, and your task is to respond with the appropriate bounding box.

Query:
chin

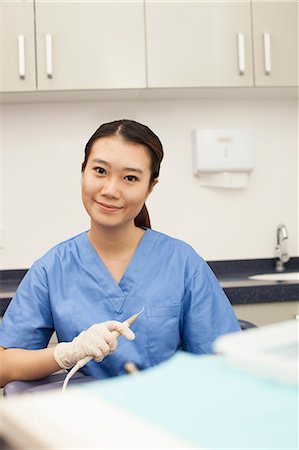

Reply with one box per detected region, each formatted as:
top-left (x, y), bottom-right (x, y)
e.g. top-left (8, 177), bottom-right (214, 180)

top-left (94, 217), bottom-right (137, 231)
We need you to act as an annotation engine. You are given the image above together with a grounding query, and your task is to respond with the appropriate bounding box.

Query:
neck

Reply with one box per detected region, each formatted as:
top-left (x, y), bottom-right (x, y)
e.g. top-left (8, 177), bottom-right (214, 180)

top-left (88, 221), bottom-right (145, 256)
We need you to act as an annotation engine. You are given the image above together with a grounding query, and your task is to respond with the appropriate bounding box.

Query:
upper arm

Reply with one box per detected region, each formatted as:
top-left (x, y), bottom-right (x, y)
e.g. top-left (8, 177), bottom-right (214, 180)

top-left (0, 262), bottom-right (54, 349)
top-left (182, 260), bottom-right (240, 353)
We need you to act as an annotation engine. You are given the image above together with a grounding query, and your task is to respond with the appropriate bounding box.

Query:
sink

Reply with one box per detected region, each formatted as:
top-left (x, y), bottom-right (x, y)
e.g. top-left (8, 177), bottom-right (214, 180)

top-left (249, 272), bottom-right (299, 282)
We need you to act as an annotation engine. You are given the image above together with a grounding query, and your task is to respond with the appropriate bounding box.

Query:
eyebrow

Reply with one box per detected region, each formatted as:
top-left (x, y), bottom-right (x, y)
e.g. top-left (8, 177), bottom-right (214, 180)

top-left (91, 158), bottom-right (144, 174)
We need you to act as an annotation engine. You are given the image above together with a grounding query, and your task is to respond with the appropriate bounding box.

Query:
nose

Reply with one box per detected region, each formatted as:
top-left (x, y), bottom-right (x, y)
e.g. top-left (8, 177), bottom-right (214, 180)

top-left (100, 177), bottom-right (120, 199)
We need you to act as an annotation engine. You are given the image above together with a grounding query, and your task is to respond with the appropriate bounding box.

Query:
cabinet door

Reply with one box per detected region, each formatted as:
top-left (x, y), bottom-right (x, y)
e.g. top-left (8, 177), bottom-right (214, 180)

top-left (35, 0), bottom-right (146, 90)
top-left (0, 0), bottom-right (36, 92)
top-left (233, 301), bottom-right (299, 327)
top-left (145, 1), bottom-right (253, 88)
top-left (252, 1), bottom-right (298, 87)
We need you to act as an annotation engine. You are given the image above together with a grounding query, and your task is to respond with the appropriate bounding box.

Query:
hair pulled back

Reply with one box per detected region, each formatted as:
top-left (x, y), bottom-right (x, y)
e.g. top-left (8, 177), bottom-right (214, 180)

top-left (82, 119), bottom-right (164, 229)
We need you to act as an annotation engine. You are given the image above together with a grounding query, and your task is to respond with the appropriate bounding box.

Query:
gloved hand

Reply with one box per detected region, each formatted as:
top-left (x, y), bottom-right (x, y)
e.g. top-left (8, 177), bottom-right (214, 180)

top-left (54, 321), bottom-right (135, 369)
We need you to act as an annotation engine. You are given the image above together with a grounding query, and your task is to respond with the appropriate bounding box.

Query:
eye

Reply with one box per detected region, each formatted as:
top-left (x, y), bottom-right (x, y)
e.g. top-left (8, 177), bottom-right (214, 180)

top-left (125, 175), bottom-right (138, 182)
top-left (94, 167), bottom-right (106, 175)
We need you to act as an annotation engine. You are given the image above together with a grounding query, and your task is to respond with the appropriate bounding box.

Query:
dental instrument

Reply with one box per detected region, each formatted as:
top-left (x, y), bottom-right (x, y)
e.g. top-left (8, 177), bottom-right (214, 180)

top-left (124, 362), bottom-right (140, 374)
top-left (62, 308), bottom-right (144, 392)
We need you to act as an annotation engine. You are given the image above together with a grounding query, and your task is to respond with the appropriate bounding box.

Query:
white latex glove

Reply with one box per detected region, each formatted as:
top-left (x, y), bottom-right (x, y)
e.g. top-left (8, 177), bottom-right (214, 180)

top-left (54, 321), bottom-right (135, 369)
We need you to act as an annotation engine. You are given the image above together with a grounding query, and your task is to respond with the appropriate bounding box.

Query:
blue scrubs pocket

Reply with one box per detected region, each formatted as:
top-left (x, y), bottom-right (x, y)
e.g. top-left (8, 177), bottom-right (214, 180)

top-left (147, 304), bottom-right (181, 365)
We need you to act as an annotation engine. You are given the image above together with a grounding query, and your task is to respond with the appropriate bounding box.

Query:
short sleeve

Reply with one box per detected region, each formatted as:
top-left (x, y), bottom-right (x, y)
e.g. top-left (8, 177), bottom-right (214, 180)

top-left (0, 261), bottom-right (54, 349)
top-left (182, 259), bottom-right (240, 354)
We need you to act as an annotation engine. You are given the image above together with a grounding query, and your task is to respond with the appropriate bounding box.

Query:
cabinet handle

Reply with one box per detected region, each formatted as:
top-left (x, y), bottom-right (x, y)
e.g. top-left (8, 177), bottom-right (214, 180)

top-left (45, 34), bottom-right (53, 79)
top-left (18, 35), bottom-right (25, 79)
top-left (237, 33), bottom-right (245, 75)
top-left (263, 32), bottom-right (271, 75)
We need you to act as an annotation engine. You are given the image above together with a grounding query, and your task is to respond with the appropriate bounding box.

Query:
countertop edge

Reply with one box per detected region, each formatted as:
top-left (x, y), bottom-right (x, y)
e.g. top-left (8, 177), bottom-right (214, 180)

top-left (0, 258), bottom-right (298, 316)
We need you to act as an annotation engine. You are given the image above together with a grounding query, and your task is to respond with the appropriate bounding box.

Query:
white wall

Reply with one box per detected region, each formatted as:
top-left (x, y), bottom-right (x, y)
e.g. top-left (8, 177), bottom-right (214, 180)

top-left (1, 96), bottom-right (298, 269)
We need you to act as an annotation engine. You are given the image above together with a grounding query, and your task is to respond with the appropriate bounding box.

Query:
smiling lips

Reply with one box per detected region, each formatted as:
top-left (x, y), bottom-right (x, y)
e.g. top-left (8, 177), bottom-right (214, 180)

top-left (96, 201), bottom-right (123, 212)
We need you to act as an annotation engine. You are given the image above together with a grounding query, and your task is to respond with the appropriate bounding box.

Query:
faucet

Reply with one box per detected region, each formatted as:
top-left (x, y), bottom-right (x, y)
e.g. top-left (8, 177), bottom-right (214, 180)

top-left (276, 224), bottom-right (289, 271)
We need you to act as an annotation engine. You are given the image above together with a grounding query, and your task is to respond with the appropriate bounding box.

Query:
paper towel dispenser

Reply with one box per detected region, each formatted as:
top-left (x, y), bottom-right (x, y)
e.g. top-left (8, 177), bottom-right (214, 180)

top-left (192, 129), bottom-right (254, 188)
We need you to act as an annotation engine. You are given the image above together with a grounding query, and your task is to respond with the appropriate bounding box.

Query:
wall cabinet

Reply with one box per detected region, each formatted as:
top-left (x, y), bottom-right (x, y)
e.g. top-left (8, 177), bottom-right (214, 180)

top-left (35, 0), bottom-right (146, 91)
top-left (0, 1), bottom-right (298, 93)
top-left (145, 1), bottom-right (254, 88)
top-left (233, 301), bottom-right (299, 327)
top-left (0, 0), bottom-right (36, 92)
top-left (252, 1), bottom-right (298, 87)
top-left (0, 0), bottom-right (146, 92)
top-left (145, 0), bottom-right (298, 89)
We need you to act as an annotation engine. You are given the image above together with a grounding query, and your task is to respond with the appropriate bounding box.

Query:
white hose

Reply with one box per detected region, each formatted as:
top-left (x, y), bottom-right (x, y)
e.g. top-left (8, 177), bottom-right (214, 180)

top-left (62, 355), bottom-right (92, 393)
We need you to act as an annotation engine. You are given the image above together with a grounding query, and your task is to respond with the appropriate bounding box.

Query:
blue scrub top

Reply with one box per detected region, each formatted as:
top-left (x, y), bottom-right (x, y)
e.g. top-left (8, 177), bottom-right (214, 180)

top-left (0, 229), bottom-right (240, 379)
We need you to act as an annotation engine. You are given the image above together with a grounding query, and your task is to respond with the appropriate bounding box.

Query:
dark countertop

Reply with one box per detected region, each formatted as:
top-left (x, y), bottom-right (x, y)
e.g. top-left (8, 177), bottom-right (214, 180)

top-left (0, 258), bottom-right (298, 316)
top-left (0, 269), bottom-right (27, 316)
top-left (208, 257), bottom-right (299, 305)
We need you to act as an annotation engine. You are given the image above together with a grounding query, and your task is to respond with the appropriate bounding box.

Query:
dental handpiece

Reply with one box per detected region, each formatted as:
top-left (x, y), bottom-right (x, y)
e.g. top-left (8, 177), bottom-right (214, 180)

top-left (62, 308), bottom-right (144, 392)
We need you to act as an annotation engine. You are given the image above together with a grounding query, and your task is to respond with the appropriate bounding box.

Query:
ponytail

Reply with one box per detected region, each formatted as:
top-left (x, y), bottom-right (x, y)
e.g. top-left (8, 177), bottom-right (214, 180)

top-left (134, 204), bottom-right (151, 229)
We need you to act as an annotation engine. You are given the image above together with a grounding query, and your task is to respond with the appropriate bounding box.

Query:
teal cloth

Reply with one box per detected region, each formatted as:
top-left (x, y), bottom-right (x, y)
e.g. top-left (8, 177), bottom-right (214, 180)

top-left (82, 353), bottom-right (298, 449)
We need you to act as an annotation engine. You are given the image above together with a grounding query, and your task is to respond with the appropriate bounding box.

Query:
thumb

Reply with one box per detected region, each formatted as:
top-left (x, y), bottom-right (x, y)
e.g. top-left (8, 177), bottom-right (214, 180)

top-left (105, 320), bottom-right (135, 341)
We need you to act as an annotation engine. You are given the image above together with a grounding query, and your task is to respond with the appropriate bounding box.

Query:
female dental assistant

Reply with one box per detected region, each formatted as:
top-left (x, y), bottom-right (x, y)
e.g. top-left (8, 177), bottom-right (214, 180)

top-left (0, 119), bottom-right (240, 386)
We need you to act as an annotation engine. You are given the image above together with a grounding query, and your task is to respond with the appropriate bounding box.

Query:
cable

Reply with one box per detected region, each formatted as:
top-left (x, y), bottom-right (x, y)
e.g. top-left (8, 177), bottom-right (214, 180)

top-left (62, 355), bottom-right (92, 392)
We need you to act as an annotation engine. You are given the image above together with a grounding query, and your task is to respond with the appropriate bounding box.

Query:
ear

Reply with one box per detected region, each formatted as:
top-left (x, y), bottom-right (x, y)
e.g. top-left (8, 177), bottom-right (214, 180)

top-left (149, 178), bottom-right (159, 193)
top-left (145, 178), bottom-right (158, 202)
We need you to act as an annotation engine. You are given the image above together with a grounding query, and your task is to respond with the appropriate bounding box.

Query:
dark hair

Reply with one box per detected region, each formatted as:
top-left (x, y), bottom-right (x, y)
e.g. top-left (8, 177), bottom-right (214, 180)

top-left (82, 119), bottom-right (164, 228)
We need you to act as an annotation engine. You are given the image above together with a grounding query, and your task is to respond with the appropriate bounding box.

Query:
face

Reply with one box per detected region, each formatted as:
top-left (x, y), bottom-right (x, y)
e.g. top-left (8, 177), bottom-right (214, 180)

top-left (82, 135), bottom-right (156, 230)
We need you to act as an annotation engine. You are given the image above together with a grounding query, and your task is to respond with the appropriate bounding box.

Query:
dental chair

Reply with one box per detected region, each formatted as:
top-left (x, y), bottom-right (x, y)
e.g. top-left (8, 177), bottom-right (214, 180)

top-left (3, 319), bottom-right (256, 396)
top-left (238, 319), bottom-right (257, 330)
top-left (3, 371), bottom-right (96, 396)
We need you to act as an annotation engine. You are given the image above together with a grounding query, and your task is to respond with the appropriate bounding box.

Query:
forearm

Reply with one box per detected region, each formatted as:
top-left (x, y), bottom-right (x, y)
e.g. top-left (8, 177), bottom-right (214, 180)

top-left (0, 347), bottom-right (61, 388)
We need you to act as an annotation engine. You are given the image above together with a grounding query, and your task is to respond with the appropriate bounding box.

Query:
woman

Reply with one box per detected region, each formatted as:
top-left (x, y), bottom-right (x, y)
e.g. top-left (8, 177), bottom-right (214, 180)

top-left (0, 119), bottom-right (240, 387)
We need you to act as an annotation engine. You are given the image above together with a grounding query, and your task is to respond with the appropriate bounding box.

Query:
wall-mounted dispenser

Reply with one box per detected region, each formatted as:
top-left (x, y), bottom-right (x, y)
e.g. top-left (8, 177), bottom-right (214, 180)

top-left (192, 129), bottom-right (254, 188)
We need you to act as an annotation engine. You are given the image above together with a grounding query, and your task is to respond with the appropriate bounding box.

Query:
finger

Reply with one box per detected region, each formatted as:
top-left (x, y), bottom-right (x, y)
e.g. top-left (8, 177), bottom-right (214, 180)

top-left (109, 338), bottom-right (118, 353)
top-left (85, 337), bottom-right (110, 358)
top-left (93, 351), bottom-right (104, 362)
top-left (83, 343), bottom-right (104, 362)
top-left (93, 342), bottom-right (110, 362)
top-left (97, 339), bottom-right (110, 357)
top-left (102, 321), bottom-right (136, 340)
top-left (115, 323), bottom-right (135, 341)
top-left (92, 325), bottom-right (112, 342)
top-left (104, 320), bottom-right (124, 332)
top-left (90, 324), bottom-right (123, 350)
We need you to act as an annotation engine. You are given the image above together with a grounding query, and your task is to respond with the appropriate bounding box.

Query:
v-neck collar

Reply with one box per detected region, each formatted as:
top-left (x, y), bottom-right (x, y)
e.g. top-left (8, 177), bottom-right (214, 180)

top-left (80, 228), bottom-right (159, 313)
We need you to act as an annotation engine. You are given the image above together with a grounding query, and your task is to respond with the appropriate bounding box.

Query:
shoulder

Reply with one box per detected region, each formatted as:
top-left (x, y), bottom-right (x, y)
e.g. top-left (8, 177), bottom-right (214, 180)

top-left (149, 228), bottom-right (204, 273)
top-left (150, 228), bottom-right (201, 256)
top-left (9, 232), bottom-right (88, 305)
top-left (32, 231), bottom-right (87, 270)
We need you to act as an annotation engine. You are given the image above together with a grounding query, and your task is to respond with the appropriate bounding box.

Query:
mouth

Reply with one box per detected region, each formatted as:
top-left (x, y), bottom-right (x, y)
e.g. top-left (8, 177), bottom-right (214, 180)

top-left (95, 201), bottom-right (123, 212)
